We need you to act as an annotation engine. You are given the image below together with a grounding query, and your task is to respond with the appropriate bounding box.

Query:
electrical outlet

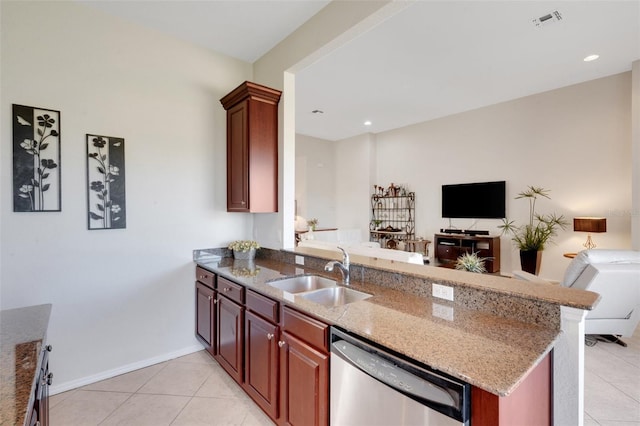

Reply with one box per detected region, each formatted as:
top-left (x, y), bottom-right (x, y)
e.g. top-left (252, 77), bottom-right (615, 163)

top-left (432, 283), bottom-right (454, 301)
top-left (295, 255), bottom-right (305, 265)
top-left (432, 302), bottom-right (454, 321)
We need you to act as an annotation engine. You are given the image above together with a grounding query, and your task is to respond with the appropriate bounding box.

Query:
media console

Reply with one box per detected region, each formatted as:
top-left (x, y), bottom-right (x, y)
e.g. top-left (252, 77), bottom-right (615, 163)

top-left (434, 233), bottom-right (501, 273)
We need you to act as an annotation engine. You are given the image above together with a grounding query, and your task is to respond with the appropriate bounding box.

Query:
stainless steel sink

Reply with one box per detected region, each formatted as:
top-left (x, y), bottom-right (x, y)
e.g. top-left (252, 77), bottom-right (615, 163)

top-left (299, 287), bottom-right (372, 307)
top-left (268, 275), bottom-right (337, 293)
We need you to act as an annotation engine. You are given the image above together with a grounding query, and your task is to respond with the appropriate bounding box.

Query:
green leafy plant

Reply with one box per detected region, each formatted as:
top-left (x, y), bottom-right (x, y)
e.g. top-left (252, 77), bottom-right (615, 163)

top-left (455, 252), bottom-right (488, 273)
top-left (228, 240), bottom-right (260, 252)
top-left (307, 218), bottom-right (318, 230)
top-left (498, 186), bottom-right (568, 251)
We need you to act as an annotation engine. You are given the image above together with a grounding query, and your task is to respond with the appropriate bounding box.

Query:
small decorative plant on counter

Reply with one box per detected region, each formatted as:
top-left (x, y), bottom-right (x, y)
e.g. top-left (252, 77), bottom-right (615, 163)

top-left (307, 218), bottom-right (318, 231)
top-left (455, 252), bottom-right (488, 273)
top-left (498, 186), bottom-right (568, 275)
top-left (228, 240), bottom-right (260, 260)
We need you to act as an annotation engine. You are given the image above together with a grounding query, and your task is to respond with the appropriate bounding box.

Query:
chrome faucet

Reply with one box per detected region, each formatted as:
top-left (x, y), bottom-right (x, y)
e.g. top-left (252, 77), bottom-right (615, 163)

top-left (325, 247), bottom-right (350, 285)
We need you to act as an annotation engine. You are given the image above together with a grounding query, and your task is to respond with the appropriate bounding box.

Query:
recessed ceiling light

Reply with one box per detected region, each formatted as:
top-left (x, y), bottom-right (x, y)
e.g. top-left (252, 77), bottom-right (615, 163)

top-left (364, 120), bottom-right (372, 126)
top-left (584, 54), bottom-right (600, 62)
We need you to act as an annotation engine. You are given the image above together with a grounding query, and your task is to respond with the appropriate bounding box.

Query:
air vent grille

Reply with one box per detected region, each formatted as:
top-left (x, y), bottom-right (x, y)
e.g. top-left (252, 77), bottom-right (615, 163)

top-left (532, 10), bottom-right (562, 28)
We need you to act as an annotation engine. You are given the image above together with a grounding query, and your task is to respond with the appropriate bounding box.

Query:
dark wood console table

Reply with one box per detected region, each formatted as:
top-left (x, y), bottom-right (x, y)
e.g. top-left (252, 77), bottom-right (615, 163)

top-left (434, 233), bottom-right (501, 273)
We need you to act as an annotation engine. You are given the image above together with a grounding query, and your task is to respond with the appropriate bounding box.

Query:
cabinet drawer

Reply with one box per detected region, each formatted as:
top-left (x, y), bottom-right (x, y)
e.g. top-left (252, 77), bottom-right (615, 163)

top-left (246, 290), bottom-right (279, 323)
top-left (281, 306), bottom-right (328, 353)
top-left (195, 267), bottom-right (215, 289)
top-left (218, 277), bottom-right (244, 304)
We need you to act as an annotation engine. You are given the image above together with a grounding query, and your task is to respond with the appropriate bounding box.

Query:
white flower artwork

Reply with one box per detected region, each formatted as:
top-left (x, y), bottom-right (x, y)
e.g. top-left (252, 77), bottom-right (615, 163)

top-left (12, 104), bottom-right (61, 212)
top-left (86, 134), bottom-right (126, 230)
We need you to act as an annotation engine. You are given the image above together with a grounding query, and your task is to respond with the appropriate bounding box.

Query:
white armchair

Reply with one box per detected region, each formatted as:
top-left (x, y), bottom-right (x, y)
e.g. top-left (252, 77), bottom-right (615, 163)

top-left (516, 249), bottom-right (640, 345)
top-left (562, 249), bottom-right (640, 343)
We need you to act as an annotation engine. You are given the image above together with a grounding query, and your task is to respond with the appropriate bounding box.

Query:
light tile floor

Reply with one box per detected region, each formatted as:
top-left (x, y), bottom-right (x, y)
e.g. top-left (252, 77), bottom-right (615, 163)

top-left (584, 328), bottom-right (640, 426)
top-left (51, 329), bottom-right (640, 426)
top-left (50, 350), bottom-right (274, 426)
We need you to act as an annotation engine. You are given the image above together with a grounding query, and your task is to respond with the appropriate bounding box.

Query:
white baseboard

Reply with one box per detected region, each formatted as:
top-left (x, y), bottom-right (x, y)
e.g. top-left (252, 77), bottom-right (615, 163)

top-left (49, 344), bottom-right (204, 395)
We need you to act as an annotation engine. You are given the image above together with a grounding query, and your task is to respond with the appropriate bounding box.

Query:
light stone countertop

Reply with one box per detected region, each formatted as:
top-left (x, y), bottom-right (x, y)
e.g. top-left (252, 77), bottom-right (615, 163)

top-left (195, 253), bottom-right (593, 397)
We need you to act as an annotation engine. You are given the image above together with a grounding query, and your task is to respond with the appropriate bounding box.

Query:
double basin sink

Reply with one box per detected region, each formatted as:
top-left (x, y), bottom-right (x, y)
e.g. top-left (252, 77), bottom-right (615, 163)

top-left (267, 275), bottom-right (371, 307)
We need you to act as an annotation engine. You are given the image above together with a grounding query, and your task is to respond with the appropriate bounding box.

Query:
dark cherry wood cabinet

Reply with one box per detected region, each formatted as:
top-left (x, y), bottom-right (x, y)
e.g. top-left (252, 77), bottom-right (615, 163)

top-left (279, 306), bottom-right (329, 426)
top-left (220, 81), bottom-right (282, 213)
top-left (195, 282), bottom-right (216, 355)
top-left (434, 233), bottom-right (501, 272)
top-left (215, 295), bottom-right (244, 383)
top-left (215, 277), bottom-right (245, 384)
top-left (194, 267), bottom-right (329, 426)
top-left (195, 267), bottom-right (216, 355)
top-left (244, 310), bottom-right (279, 419)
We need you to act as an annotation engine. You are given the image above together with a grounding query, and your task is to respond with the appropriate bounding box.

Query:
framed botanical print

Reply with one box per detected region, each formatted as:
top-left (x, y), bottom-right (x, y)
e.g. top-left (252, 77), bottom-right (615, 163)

top-left (13, 104), bottom-right (61, 212)
top-left (86, 134), bottom-right (126, 230)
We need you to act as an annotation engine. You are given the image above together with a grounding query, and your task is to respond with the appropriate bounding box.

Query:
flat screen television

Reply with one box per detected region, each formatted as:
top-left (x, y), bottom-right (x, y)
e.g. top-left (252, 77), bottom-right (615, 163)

top-left (441, 181), bottom-right (506, 219)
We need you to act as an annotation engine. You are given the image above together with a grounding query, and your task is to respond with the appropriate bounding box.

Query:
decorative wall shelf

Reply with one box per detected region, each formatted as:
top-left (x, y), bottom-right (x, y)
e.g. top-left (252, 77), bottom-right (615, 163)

top-left (369, 192), bottom-right (415, 248)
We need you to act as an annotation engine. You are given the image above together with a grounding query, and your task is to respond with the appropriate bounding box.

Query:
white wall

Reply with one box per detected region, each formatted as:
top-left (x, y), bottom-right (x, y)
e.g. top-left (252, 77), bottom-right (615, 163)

top-left (0, 1), bottom-right (253, 391)
top-left (295, 134), bottom-right (336, 227)
top-left (297, 74), bottom-right (633, 279)
top-left (373, 73), bottom-right (632, 280)
top-left (334, 133), bottom-right (376, 239)
top-left (253, 1), bottom-right (397, 249)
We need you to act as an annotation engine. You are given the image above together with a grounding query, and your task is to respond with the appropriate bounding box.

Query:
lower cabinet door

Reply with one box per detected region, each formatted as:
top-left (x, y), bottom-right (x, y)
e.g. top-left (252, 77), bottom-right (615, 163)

top-left (279, 331), bottom-right (329, 426)
top-left (215, 295), bottom-right (244, 383)
top-left (244, 311), bottom-right (279, 420)
top-left (195, 282), bottom-right (216, 355)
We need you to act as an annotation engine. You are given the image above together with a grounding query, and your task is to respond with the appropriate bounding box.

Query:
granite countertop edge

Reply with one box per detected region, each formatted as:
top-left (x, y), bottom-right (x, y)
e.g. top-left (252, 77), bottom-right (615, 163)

top-left (0, 304), bottom-right (52, 426)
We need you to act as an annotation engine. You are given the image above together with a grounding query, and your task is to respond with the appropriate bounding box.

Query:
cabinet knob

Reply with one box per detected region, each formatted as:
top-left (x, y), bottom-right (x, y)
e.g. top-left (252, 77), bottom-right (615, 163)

top-left (278, 340), bottom-right (285, 347)
top-left (223, 287), bottom-right (231, 292)
top-left (45, 345), bottom-right (53, 352)
top-left (199, 275), bottom-right (207, 280)
top-left (207, 296), bottom-right (213, 301)
top-left (47, 372), bottom-right (53, 385)
top-left (267, 333), bottom-right (274, 340)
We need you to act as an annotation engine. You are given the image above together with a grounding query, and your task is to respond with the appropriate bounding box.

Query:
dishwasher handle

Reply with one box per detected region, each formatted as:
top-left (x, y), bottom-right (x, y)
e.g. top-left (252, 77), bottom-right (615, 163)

top-left (332, 340), bottom-right (459, 410)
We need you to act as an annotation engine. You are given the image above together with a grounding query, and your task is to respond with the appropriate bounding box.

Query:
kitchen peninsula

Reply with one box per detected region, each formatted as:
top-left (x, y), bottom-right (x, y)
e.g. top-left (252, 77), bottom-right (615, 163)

top-left (194, 247), bottom-right (599, 425)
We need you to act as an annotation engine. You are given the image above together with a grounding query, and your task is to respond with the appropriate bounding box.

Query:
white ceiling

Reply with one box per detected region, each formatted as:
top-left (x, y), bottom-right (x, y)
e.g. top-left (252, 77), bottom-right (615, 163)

top-left (81, 1), bottom-right (640, 142)
top-left (80, 0), bottom-right (330, 62)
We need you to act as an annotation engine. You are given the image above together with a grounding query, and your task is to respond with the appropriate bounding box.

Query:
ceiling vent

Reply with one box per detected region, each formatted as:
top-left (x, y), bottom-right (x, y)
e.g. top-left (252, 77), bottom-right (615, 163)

top-left (532, 10), bottom-right (562, 28)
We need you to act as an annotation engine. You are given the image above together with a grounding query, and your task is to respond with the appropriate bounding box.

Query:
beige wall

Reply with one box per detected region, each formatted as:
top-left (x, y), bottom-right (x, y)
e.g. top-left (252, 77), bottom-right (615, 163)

top-left (295, 135), bottom-right (337, 227)
top-left (253, 0), bottom-right (401, 249)
top-left (299, 73), bottom-right (633, 280)
top-left (365, 73), bottom-right (630, 280)
top-left (1, 1), bottom-right (252, 391)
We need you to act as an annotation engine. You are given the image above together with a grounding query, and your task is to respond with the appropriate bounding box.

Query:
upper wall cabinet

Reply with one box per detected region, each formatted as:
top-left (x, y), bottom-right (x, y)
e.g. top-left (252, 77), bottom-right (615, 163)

top-left (220, 81), bottom-right (282, 213)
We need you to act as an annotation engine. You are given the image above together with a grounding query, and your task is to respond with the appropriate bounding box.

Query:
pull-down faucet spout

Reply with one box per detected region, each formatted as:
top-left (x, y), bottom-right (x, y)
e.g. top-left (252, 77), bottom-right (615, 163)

top-left (324, 247), bottom-right (350, 285)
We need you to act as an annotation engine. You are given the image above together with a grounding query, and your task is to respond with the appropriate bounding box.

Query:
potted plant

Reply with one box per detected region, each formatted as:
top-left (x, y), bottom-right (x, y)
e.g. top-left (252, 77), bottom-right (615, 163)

top-left (498, 186), bottom-right (568, 275)
top-left (228, 240), bottom-right (260, 260)
top-left (307, 218), bottom-right (318, 231)
top-left (455, 252), bottom-right (488, 273)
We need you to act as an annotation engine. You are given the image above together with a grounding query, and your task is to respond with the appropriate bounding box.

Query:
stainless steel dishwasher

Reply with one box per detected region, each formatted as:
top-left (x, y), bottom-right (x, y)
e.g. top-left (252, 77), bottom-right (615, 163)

top-left (330, 327), bottom-right (470, 426)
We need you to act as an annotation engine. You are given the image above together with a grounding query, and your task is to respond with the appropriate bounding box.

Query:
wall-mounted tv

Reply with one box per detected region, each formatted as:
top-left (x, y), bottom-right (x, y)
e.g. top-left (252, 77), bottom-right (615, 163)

top-left (441, 181), bottom-right (506, 219)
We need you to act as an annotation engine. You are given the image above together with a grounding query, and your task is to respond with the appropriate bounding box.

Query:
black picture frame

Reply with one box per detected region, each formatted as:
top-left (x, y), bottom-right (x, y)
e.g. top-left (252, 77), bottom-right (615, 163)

top-left (86, 134), bottom-right (126, 230)
top-left (12, 104), bottom-right (61, 212)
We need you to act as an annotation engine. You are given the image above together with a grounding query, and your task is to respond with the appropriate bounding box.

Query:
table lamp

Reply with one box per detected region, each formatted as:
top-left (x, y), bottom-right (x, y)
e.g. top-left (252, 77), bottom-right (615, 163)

top-left (573, 217), bottom-right (606, 249)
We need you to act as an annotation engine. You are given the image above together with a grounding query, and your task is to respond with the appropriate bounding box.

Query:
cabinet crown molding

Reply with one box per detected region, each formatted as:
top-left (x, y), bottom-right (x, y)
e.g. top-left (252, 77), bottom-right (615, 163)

top-left (220, 81), bottom-right (282, 110)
